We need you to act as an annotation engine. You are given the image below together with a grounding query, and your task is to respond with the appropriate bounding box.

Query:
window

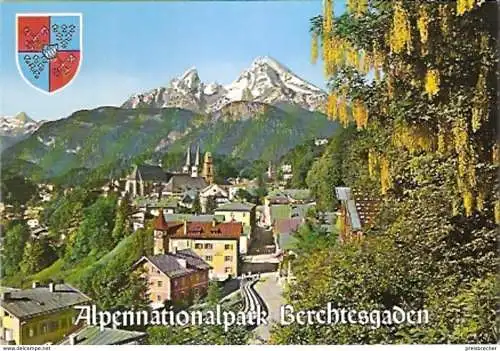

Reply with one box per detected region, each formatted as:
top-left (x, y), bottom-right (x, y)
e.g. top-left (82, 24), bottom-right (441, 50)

top-left (49, 321), bottom-right (58, 332)
top-left (205, 255), bottom-right (213, 262)
top-left (204, 243), bottom-right (213, 249)
top-left (28, 327), bottom-right (35, 338)
top-left (224, 244), bottom-right (233, 250)
top-left (195, 243), bottom-right (203, 249)
top-left (174, 280), bottom-right (178, 287)
top-left (224, 267), bottom-right (232, 273)
top-left (224, 256), bottom-right (233, 262)
top-left (157, 295), bottom-right (161, 302)
top-left (41, 323), bottom-right (48, 334)
top-left (157, 280), bottom-right (163, 287)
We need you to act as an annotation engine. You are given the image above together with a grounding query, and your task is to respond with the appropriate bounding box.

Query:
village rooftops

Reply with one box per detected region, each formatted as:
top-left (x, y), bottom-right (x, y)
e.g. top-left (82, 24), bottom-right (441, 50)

top-left (215, 201), bottom-right (256, 212)
top-left (0, 283), bottom-right (91, 320)
top-left (59, 326), bottom-right (146, 345)
top-left (136, 249), bottom-right (211, 279)
top-left (128, 164), bottom-right (170, 182)
top-left (164, 221), bottom-right (242, 240)
top-left (165, 214), bottom-right (225, 222)
top-left (165, 175), bottom-right (207, 193)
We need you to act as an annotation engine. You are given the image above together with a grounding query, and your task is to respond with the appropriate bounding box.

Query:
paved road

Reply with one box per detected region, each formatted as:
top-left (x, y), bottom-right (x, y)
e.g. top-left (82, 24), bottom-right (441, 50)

top-left (251, 273), bottom-right (285, 344)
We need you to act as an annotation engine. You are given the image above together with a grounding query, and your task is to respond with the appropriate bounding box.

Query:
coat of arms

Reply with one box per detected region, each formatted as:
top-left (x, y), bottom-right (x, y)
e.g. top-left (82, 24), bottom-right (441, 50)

top-left (16, 13), bottom-right (82, 94)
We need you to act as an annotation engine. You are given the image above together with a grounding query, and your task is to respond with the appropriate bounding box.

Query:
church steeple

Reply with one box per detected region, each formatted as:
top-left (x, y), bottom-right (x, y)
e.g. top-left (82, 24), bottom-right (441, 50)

top-left (153, 209), bottom-right (169, 255)
top-left (191, 144), bottom-right (200, 177)
top-left (182, 145), bottom-right (191, 173)
top-left (202, 152), bottom-right (214, 184)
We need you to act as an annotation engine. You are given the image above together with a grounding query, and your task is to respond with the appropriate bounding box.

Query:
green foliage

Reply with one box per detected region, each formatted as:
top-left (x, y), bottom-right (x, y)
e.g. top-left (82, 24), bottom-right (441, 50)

top-left (279, 139), bottom-right (325, 188)
top-left (112, 194), bottom-right (132, 242)
top-left (1, 222), bottom-right (30, 277)
top-left (20, 237), bottom-right (57, 276)
top-left (192, 194), bottom-right (202, 215)
top-left (0, 175), bottom-right (38, 207)
top-left (66, 195), bottom-right (117, 262)
top-left (206, 281), bottom-right (223, 307)
top-left (306, 126), bottom-right (354, 210)
top-left (76, 227), bottom-right (153, 310)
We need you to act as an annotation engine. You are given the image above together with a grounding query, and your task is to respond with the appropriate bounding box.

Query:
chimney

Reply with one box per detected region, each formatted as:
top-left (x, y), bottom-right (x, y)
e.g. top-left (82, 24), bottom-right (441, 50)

top-left (49, 282), bottom-right (55, 293)
top-left (69, 334), bottom-right (78, 345)
top-left (1, 292), bottom-right (11, 301)
top-left (32, 281), bottom-right (40, 289)
top-left (183, 220), bottom-right (188, 235)
top-left (177, 258), bottom-right (187, 268)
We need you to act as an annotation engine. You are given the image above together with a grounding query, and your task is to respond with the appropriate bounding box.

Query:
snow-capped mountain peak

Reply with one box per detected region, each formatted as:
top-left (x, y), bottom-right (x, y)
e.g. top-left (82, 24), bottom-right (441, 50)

top-left (122, 56), bottom-right (327, 113)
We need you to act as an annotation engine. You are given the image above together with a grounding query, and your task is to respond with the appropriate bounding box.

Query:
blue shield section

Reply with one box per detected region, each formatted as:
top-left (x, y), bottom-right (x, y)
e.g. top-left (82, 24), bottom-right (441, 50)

top-left (17, 53), bottom-right (50, 92)
top-left (50, 16), bottom-right (80, 51)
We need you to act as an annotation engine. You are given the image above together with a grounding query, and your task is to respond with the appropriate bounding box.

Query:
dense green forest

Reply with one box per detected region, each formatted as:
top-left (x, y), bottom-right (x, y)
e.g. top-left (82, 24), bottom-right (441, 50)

top-left (271, 0), bottom-right (497, 344)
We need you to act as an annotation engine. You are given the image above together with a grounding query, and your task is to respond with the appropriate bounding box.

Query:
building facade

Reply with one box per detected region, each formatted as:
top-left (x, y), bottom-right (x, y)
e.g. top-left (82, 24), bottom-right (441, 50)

top-left (151, 212), bottom-right (242, 280)
top-left (0, 283), bottom-right (91, 345)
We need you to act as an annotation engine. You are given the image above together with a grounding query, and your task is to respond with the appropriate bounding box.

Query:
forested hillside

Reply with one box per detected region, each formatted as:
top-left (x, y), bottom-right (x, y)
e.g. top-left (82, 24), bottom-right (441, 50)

top-left (271, 0), bottom-right (497, 343)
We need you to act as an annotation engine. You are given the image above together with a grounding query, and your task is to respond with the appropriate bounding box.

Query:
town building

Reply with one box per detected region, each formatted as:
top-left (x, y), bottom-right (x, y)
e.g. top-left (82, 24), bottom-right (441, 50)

top-left (0, 283), bottom-right (91, 345)
top-left (125, 164), bottom-right (170, 198)
top-left (214, 202), bottom-right (256, 254)
top-left (151, 212), bottom-right (242, 280)
top-left (335, 187), bottom-right (381, 242)
top-left (135, 248), bottom-right (210, 307)
top-left (199, 184), bottom-right (229, 213)
top-left (60, 326), bottom-right (146, 345)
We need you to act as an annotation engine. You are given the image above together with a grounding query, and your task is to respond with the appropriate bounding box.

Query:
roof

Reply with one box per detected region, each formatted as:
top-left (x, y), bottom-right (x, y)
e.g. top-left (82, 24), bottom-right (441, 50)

top-left (353, 193), bottom-right (382, 228)
top-left (135, 198), bottom-right (178, 208)
top-left (200, 184), bottom-right (229, 197)
top-left (139, 249), bottom-right (211, 279)
top-left (165, 221), bottom-right (242, 240)
top-left (267, 196), bottom-right (290, 205)
top-left (130, 165), bottom-right (170, 182)
top-left (335, 187), bottom-right (352, 201)
top-left (274, 218), bottom-right (303, 236)
top-left (59, 326), bottom-right (146, 345)
top-left (270, 204), bottom-right (292, 221)
top-left (269, 189), bottom-right (312, 202)
top-left (347, 200), bottom-right (362, 230)
top-left (215, 201), bottom-right (256, 212)
top-left (154, 210), bottom-right (169, 230)
top-left (165, 214), bottom-right (225, 222)
top-left (165, 175), bottom-right (207, 193)
top-left (0, 284), bottom-right (91, 320)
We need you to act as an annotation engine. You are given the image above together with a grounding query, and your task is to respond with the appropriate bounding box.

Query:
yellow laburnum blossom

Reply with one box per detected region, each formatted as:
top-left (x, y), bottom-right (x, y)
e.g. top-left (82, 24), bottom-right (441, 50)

top-left (472, 72), bottom-right (487, 132)
top-left (389, 3), bottom-right (412, 54)
top-left (463, 190), bottom-right (474, 217)
top-left (311, 34), bottom-right (319, 64)
top-left (338, 98), bottom-right (349, 127)
top-left (495, 201), bottom-right (500, 224)
top-left (452, 118), bottom-right (468, 153)
top-left (393, 124), bottom-right (434, 153)
top-left (437, 125), bottom-right (447, 153)
top-left (380, 157), bottom-right (391, 195)
top-left (327, 94), bottom-right (338, 120)
top-left (492, 143), bottom-right (500, 165)
top-left (353, 100), bottom-right (368, 130)
top-left (424, 69), bottom-right (440, 97)
top-left (476, 191), bottom-right (485, 212)
top-left (457, 0), bottom-right (476, 15)
top-left (417, 5), bottom-right (430, 45)
top-left (368, 149), bottom-right (378, 178)
top-left (356, 0), bottom-right (368, 16)
top-left (439, 5), bottom-right (450, 35)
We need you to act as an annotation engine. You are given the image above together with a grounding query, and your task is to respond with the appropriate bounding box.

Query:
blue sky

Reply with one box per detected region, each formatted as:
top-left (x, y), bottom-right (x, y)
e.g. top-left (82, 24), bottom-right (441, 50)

top-left (1, 1), bottom-right (345, 121)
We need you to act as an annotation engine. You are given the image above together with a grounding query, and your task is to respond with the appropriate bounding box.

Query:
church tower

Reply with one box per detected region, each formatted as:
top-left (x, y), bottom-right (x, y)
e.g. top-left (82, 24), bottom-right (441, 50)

top-left (191, 144), bottom-right (200, 178)
top-left (153, 209), bottom-right (169, 255)
top-left (202, 152), bottom-right (214, 184)
top-left (182, 145), bottom-right (191, 174)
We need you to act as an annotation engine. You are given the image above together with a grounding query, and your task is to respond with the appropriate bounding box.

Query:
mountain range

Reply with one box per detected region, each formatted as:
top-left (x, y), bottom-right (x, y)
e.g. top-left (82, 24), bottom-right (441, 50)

top-left (2, 57), bottom-right (337, 184)
top-left (0, 112), bottom-right (44, 151)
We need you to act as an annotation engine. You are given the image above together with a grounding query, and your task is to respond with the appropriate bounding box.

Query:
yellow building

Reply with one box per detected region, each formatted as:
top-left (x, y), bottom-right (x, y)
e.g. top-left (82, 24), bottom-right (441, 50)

top-left (152, 213), bottom-right (242, 280)
top-left (0, 283), bottom-right (91, 345)
top-left (214, 202), bottom-right (256, 254)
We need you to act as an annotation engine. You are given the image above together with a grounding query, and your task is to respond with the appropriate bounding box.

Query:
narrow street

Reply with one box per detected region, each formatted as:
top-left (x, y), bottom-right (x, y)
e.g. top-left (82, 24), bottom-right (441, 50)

top-left (251, 273), bottom-right (285, 344)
